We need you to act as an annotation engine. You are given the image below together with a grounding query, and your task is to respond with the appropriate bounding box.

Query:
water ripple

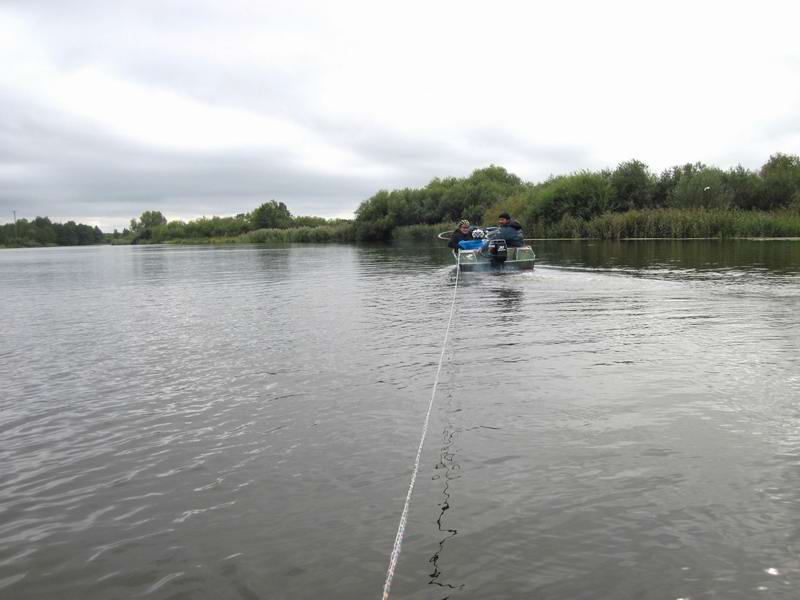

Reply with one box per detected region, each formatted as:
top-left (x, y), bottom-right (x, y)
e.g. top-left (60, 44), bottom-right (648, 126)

top-left (0, 243), bottom-right (798, 599)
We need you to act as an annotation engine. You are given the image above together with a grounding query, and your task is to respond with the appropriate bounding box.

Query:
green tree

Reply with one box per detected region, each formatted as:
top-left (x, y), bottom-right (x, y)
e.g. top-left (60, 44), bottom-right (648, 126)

top-left (653, 166), bottom-right (683, 207)
top-left (669, 164), bottom-right (733, 209)
top-left (132, 211), bottom-right (167, 231)
top-left (251, 201), bottom-right (292, 229)
top-left (723, 165), bottom-right (764, 210)
top-left (760, 153), bottom-right (800, 209)
top-left (609, 159), bottom-right (656, 211)
top-left (31, 216), bottom-right (57, 245)
top-left (525, 171), bottom-right (614, 224)
top-left (129, 211), bottom-right (167, 242)
top-left (353, 165), bottom-right (526, 239)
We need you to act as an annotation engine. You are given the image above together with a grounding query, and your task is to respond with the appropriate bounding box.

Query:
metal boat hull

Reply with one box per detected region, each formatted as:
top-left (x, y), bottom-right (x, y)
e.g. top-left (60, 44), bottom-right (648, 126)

top-left (454, 246), bottom-right (535, 272)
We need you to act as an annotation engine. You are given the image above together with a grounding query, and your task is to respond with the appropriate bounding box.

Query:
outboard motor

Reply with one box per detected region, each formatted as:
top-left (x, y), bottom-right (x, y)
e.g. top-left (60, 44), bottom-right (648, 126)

top-left (487, 238), bottom-right (508, 268)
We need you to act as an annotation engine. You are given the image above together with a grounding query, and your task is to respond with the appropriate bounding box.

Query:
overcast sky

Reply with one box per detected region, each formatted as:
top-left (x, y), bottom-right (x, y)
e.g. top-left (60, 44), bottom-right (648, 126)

top-left (1, 0), bottom-right (798, 231)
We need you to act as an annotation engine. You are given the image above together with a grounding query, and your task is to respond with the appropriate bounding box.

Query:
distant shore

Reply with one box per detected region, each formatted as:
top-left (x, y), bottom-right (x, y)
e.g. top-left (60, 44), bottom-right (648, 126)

top-left (5, 153), bottom-right (799, 248)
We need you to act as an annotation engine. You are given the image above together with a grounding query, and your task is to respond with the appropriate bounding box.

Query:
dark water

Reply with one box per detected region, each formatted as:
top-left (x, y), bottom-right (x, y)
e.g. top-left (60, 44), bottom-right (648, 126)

top-left (1, 240), bottom-right (799, 600)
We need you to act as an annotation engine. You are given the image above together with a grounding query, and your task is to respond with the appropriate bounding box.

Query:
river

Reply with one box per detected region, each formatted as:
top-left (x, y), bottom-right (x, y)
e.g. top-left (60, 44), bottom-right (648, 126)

top-left (1, 240), bottom-right (799, 599)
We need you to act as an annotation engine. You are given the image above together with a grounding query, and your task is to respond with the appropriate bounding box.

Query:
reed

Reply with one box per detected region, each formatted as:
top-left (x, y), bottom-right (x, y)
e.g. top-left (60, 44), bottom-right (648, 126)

top-left (236, 222), bottom-right (355, 243)
top-left (533, 209), bottom-right (800, 239)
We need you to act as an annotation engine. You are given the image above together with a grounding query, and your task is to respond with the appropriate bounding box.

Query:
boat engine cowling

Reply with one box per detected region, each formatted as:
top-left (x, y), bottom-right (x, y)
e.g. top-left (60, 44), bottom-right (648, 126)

top-left (487, 239), bottom-right (508, 264)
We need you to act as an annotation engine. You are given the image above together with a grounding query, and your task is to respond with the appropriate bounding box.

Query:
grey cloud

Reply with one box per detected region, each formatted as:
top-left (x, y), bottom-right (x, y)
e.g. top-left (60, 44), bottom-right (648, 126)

top-left (462, 129), bottom-right (593, 171)
top-left (5, 0), bottom-right (324, 118)
top-left (14, 1), bottom-right (792, 232)
top-left (0, 78), bottom-right (592, 231)
top-left (0, 89), bottom-right (378, 228)
top-left (312, 117), bottom-right (592, 188)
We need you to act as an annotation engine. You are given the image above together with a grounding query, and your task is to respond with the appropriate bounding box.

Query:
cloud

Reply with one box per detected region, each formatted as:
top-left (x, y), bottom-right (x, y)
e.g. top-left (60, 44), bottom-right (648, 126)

top-left (1, 0), bottom-right (799, 230)
top-left (0, 88), bottom-right (378, 228)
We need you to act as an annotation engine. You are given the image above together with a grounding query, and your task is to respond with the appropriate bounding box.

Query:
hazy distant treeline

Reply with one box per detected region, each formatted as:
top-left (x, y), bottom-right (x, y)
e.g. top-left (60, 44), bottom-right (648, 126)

top-left (354, 153), bottom-right (800, 240)
top-left (0, 217), bottom-right (104, 248)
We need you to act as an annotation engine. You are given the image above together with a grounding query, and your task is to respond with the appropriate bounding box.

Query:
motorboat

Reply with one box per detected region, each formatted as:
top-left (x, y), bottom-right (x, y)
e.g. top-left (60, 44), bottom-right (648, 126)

top-left (438, 228), bottom-right (535, 272)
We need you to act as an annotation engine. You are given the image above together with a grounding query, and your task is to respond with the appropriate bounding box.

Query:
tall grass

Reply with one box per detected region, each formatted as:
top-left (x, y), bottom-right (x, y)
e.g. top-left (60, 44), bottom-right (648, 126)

top-left (151, 222), bottom-right (355, 244)
top-left (236, 222), bottom-right (355, 243)
top-left (534, 209), bottom-right (800, 239)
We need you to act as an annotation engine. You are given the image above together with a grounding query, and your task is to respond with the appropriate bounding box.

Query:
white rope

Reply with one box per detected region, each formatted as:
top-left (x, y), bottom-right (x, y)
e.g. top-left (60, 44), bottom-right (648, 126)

top-left (381, 253), bottom-right (462, 600)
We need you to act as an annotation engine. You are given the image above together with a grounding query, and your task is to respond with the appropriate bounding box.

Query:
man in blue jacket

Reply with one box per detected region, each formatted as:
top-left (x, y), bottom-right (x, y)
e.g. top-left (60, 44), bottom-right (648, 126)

top-left (487, 212), bottom-right (524, 247)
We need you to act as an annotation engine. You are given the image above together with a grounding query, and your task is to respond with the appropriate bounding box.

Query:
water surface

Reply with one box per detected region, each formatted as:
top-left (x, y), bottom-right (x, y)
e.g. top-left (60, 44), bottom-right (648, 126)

top-left (1, 240), bottom-right (799, 599)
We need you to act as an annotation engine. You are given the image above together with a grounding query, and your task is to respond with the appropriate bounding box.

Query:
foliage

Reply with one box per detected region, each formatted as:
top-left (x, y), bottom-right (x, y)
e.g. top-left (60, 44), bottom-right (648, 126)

top-left (667, 164), bottom-right (733, 209)
top-left (354, 165), bottom-right (526, 240)
top-left (237, 222), bottom-right (355, 243)
top-left (523, 170), bottom-right (614, 225)
top-left (482, 191), bottom-right (533, 226)
top-left (111, 206), bottom-right (353, 245)
top-left (131, 211), bottom-right (167, 230)
top-left (353, 152), bottom-right (800, 241)
top-left (723, 165), bottom-right (765, 210)
top-left (608, 159), bottom-right (656, 211)
top-left (535, 208), bottom-right (800, 239)
top-left (760, 153), bottom-right (800, 209)
top-left (6, 152), bottom-right (800, 249)
top-left (128, 210), bottom-right (168, 242)
top-left (251, 200), bottom-right (293, 229)
top-left (0, 217), bottom-right (104, 247)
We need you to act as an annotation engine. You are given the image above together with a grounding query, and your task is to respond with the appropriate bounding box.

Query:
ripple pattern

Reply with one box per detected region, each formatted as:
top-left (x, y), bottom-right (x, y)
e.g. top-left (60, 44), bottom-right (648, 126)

top-left (1, 242), bottom-right (799, 599)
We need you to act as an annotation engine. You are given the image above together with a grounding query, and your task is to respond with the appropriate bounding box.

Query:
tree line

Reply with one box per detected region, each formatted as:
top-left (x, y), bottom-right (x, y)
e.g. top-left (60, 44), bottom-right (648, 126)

top-left (0, 217), bottom-right (104, 248)
top-left (353, 153), bottom-right (800, 240)
top-left (6, 153), bottom-right (799, 247)
top-left (115, 201), bottom-right (353, 244)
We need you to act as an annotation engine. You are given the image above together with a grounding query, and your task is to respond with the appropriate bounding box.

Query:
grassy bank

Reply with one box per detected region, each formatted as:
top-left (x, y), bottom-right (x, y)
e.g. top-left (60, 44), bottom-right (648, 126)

top-left (109, 222), bottom-right (356, 245)
top-left (353, 155), bottom-right (800, 241)
top-left (238, 223), bottom-right (354, 243)
top-left (534, 208), bottom-right (800, 239)
top-left (389, 210), bottom-right (800, 242)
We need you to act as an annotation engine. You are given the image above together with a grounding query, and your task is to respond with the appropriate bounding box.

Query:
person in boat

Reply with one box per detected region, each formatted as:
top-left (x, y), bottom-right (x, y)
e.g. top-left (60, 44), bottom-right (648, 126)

top-left (487, 212), bottom-right (524, 247)
top-left (447, 219), bottom-right (475, 249)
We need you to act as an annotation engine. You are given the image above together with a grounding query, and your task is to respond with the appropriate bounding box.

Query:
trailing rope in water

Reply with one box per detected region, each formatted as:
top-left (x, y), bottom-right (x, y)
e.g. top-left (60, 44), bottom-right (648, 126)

top-left (381, 254), bottom-right (461, 600)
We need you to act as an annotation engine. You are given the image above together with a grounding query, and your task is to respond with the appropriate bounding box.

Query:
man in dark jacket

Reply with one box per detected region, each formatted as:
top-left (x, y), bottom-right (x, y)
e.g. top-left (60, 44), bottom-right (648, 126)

top-left (488, 212), bottom-right (524, 247)
top-left (448, 220), bottom-right (474, 249)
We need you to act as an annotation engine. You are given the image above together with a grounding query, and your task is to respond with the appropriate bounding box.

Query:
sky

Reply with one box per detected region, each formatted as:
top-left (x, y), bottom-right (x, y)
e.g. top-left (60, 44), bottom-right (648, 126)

top-left (1, 0), bottom-right (799, 231)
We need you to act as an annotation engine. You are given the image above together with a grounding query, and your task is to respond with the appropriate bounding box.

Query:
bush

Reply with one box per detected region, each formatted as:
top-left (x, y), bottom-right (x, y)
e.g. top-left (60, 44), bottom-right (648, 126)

top-left (760, 153), bottom-right (800, 209)
top-left (524, 171), bottom-right (614, 225)
top-left (568, 208), bottom-right (800, 239)
top-left (239, 222), bottom-right (355, 243)
top-left (668, 164), bottom-right (733, 209)
top-left (609, 159), bottom-right (656, 211)
top-left (353, 165), bottom-right (526, 240)
top-left (251, 200), bottom-right (293, 229)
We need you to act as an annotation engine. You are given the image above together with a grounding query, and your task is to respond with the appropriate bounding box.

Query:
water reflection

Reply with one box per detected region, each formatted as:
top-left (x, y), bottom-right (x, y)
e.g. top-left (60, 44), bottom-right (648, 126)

top-left (533, 239), bottom-right (800, 273)
top-left (2, 242), bottom-right (800, 600)
top-left (428, 391), bottom-right (464, 598)
top-left (488, 286), bottom-right (523, 318)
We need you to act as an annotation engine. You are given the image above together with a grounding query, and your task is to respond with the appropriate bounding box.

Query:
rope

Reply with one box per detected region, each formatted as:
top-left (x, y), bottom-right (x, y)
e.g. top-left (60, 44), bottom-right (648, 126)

top-left (381, 253), bottom-right (461, 600)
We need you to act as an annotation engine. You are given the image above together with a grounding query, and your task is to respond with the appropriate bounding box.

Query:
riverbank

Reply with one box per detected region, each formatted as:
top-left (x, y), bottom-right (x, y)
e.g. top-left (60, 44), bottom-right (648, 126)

top-left (393, 209), bottom-right (800, 242)
top-left (535, 208), bottom-right (800, 239)
top-left (1, 242), bottom-right (108, 249)
top-left (12, 209), bottom-right (798, 249)
top-left (107, 222), bottom-right (355, 245)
